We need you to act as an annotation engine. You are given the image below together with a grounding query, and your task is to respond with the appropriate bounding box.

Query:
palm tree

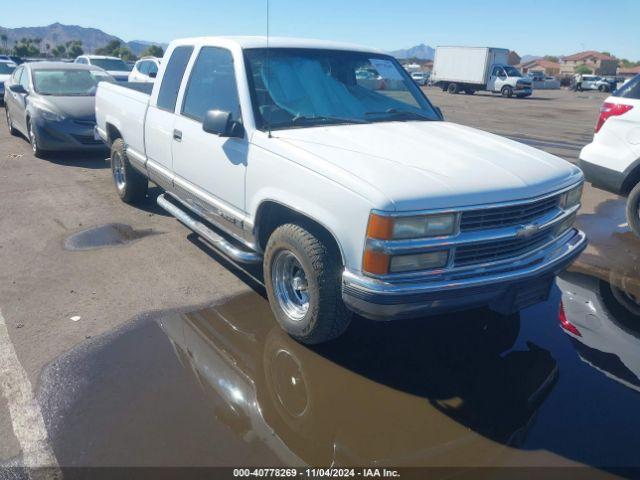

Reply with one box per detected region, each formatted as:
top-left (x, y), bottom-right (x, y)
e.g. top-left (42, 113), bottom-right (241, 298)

top-left (45, 43), bottom-right (51, 58)
top-left (34, 38), bottom-right (42, 55)
top-left (0, 34), bottom-right (7, 54)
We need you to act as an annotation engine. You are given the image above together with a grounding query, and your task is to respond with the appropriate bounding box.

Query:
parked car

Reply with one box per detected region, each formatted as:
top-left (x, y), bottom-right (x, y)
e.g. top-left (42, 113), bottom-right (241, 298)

top-left (410, 71), bottom-right (429, 86)
top-left (575, 75), bottom-right (613, 92)
top-left (74, 55), bottom-right (131, 82)
top-left (95, 36), bottom-right (586, 344)
top-left (431, 46), bottom-right (532, 97)
top-left (0, 55), bottom-right (24, 65)
top-left (4, 62), bottom-right (114, 157)
top-left (0, 60), bottom-right (17, 103)
top-left (128, 57), bottom-right (161, 83)
top-left (580, 74), bottom-right (640, 236)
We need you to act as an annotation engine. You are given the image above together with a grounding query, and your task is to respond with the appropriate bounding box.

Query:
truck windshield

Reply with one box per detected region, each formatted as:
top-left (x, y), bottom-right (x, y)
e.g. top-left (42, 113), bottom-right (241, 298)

top-left (33, 69), bottom-right (114, 96)
top-left (503, 66), bottom-right (522, 77)
top-left (244, 48), bottom-right (440, 130)
top-left (90, 58), bottom-right (131, 71)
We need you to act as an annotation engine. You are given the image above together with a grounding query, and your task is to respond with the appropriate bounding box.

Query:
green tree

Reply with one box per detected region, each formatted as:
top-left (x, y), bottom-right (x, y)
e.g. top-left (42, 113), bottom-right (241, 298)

top-left (95, 39), bottom-right (122, 56)
top-left (141, 44), bottom-right (163, 57)
top-left (65, 40), bottom-right (84, 58)
top-left (13, 38), bottom-right (39, 58)
top-left (118, 46), bottom-right (136, 61)
top-left (574, 65), bottom-right (593, 75)
top-left (0, 33), bottom-right (7, 54)
top-left (51, 44), bottom-right (66, 58)
top-left (543, 55), bottom-right (559, 63)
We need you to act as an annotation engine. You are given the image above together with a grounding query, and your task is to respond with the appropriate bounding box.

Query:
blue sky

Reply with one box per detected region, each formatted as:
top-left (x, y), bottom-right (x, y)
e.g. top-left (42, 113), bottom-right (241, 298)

top-left (2, 0), bottom-right (639, 60)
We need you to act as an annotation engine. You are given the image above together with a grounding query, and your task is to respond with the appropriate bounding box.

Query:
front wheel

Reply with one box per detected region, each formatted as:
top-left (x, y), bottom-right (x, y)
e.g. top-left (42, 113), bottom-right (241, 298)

top-left (110, 138), bottom-right (148, 204)
top-left (626, 182), bottom-right (640, 238)
top-left (598, 84), bottom-right (609, 92)
top-left (27, 119), bottom-right (46, 158)
top-left (264, 223), bottom-right (352, 344)
top-left (447, 83), bottom-right (459, 94)
top-left (501, 86), bottom-right (513, 98)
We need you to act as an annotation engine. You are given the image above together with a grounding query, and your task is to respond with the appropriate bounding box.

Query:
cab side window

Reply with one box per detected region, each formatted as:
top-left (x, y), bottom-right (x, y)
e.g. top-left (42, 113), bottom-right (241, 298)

top-left (181, 47), bottom-right (240, 123)
top-left (148, 62), bottom-right (158, 76)
top-left (138, 61), bottom-right (150, 74)
top-left (157, 46), bottom-right (194, 112)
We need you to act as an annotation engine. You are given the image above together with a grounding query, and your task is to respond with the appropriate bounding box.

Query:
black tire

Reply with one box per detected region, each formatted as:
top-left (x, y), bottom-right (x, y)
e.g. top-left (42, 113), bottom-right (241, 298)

top-left (110, 138), bottom-right (148, 204)
top-left (264, 223), bottom-right (352, 344)
top-left (27, 118), bottom-right (46, 158)
top-left (501, 86), bottom-right (513, 98)
top-left (598, 84), bottom-right (608, 93)
top-left (5, 106), bottom-right (18, 136)
top-left (447, 83), bottom-right (459, 94)
top-left (626, 182), bottom-right (640, 238)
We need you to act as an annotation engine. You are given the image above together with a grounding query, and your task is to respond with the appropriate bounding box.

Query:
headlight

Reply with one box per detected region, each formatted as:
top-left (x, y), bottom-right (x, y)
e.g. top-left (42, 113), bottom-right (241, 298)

top-left (38, 108), bottom-right (64, 122)
top-left (367, 212), bottom-right (457, 240)
top-left (560, 184), bottom-right (583, 210)
top-left (389, 251), bottom-right (449, 273)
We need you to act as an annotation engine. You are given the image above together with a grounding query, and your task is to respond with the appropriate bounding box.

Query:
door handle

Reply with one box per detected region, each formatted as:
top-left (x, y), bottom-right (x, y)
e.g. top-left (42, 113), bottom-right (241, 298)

top-left (173, 129), bottom-right (182, 142)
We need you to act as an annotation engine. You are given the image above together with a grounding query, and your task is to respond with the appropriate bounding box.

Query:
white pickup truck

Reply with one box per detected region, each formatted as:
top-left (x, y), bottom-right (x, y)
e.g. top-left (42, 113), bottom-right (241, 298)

top-left (95, 36), bottom-right (587, 344)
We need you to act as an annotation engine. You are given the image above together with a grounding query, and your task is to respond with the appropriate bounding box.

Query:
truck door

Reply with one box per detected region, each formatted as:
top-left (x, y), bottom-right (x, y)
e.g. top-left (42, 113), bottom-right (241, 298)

top-left (171, 46), bottom-right (247, 233)
top-left (488, 66), bottom-right (507, 92)
top-left (144, 45), bottom-right (194, 187)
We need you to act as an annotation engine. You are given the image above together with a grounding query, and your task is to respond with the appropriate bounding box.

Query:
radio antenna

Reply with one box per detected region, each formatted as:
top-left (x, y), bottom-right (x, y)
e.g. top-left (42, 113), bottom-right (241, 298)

top-left (266, 0), bottom-right (272, 138)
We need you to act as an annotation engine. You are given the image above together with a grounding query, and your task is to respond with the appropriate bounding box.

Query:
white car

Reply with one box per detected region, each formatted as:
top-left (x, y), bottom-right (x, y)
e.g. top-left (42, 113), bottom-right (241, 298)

top-left (95, 36), bottom-right (586, 344)
top-left (410, 71), bottom-right (429, 86)
top-left (0, 60), bottom-right (17, 102)
top-left (74, 55), bottom-right (131, 82)
top-left (579, 74), bottom-right (640, 236)
top-left (128, 57), bottom-right (161, 83)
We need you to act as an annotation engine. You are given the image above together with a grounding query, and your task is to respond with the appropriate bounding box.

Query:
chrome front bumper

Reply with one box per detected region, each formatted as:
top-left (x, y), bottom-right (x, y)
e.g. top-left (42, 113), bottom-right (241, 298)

top-left (342, 228), bottom-right (587, 320)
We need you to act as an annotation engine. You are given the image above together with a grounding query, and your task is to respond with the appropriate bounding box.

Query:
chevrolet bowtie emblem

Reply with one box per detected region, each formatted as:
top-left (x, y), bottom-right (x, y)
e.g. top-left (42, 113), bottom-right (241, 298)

top-left (516, 224), bottom-right (540, 239)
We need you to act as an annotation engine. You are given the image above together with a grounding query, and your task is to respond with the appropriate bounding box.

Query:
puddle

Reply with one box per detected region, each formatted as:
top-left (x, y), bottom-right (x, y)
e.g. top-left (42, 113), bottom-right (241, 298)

top-left (64, 223), bottom-right (158, 251)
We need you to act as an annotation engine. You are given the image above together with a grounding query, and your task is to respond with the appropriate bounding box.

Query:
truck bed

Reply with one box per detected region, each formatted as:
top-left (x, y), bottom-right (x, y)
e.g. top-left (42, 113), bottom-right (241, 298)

top-left (95, 81), bottom-right (151, 156)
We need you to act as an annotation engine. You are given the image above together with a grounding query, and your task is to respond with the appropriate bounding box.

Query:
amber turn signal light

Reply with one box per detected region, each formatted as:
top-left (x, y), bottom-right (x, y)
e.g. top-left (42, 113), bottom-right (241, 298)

top-left (363, 250), bottom-right (390, 275)
top-left (367, 213), bottom-right (394, 240)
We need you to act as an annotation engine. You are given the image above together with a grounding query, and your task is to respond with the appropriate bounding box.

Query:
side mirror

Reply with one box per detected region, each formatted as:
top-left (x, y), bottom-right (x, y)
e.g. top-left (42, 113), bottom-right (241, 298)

top-left (9, 84), bottom-right (27, 94)
top-left (148, 71), bottom-right (157, 79)
top-left (202, 110), bottom-right (244, 138)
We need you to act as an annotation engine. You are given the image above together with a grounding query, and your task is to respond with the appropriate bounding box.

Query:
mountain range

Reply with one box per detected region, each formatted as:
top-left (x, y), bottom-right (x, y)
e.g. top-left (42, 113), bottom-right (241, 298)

top-left (0, 23), bottom-right (166, 56)
top-left (389, 43), bottom-right (435, 60)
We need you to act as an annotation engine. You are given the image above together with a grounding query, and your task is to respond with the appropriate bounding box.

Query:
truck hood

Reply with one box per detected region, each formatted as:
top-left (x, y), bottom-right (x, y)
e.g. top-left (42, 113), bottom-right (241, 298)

top-left (273, 121), bottom-right (582, 211)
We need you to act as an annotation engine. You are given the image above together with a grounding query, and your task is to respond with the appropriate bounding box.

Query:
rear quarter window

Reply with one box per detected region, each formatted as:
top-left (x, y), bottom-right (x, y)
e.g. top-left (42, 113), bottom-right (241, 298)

top-left (614, 75), bottom-right (640, 100)
top-left (157, 46), bottom-right (194, 111)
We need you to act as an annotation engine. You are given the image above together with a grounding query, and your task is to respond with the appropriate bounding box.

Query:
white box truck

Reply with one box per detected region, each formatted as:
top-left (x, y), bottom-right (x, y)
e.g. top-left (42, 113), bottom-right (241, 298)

top-left (431, 46), bottom-right (532, 98)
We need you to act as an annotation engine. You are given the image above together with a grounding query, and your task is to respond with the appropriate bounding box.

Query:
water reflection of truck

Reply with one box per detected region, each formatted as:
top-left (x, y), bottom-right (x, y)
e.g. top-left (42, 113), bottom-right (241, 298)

top-left (158, 293), bottom-right (558, 467)
top-left (431, 46), bottom-right (532, 97)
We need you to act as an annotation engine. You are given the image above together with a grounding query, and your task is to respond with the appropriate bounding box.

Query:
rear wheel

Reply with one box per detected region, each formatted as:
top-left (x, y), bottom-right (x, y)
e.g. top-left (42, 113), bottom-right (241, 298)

top-left (598, 84), bottom-right (609, 92)
top-left (5, 106), bottom-right (18, 136)
top-left (447, 83), bottom-right (459, 94)
top-left (110, 138), bottom-right (148, 204)
top-left (264, 223), bottom-right (352, 344)
top-left (626, 182), bottom-right (640, 238)
top-left (501, 86), bottom-right (513, 98)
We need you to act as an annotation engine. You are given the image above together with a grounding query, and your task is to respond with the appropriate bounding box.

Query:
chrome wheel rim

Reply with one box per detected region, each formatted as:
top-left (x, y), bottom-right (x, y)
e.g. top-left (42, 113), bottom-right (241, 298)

top-left (272, 250), bottom-right (310, 321)
top-left (29, 122), bottom-right (37, 153)
top-left (112, 151), bottom-right (126, 192)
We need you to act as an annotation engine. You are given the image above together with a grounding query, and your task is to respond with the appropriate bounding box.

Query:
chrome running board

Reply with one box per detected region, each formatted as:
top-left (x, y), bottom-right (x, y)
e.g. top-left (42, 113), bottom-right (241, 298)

top-left (157, 194), bottom-right (262, 264)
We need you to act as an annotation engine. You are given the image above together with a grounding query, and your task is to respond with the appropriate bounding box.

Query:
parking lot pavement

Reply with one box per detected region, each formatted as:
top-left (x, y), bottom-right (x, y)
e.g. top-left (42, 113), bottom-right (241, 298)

top-left (425, 87), bottom-right (607, 162)
top-left (0, 86), bottom-right (638, 475)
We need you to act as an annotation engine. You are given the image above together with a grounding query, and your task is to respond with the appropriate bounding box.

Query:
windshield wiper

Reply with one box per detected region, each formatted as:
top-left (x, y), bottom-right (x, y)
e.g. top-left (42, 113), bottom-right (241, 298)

top-left (291, 114), bottom-right (368, 125)
top-left (365, 108), bottom-right (435, 121)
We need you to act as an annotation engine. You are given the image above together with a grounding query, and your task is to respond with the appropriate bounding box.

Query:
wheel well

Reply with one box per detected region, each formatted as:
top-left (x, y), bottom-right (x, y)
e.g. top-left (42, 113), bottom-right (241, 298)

top-left (106, 124), bottom-right (122, 145)
top-left (254, 201), bottom-right (344, 264)
top-left (622, 160), bottom-right (640, 195)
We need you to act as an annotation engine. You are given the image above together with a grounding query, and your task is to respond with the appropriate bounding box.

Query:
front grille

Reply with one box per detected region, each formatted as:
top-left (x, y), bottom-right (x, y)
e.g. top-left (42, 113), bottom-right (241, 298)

top-left (460, 195), bottom-right (559, 232)
top-left (73, 119), bottom-right (96, 127)
top-left (71, 134), bottom-right (102, 145)
top-left (455, 228), bottom-right (553, 267)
